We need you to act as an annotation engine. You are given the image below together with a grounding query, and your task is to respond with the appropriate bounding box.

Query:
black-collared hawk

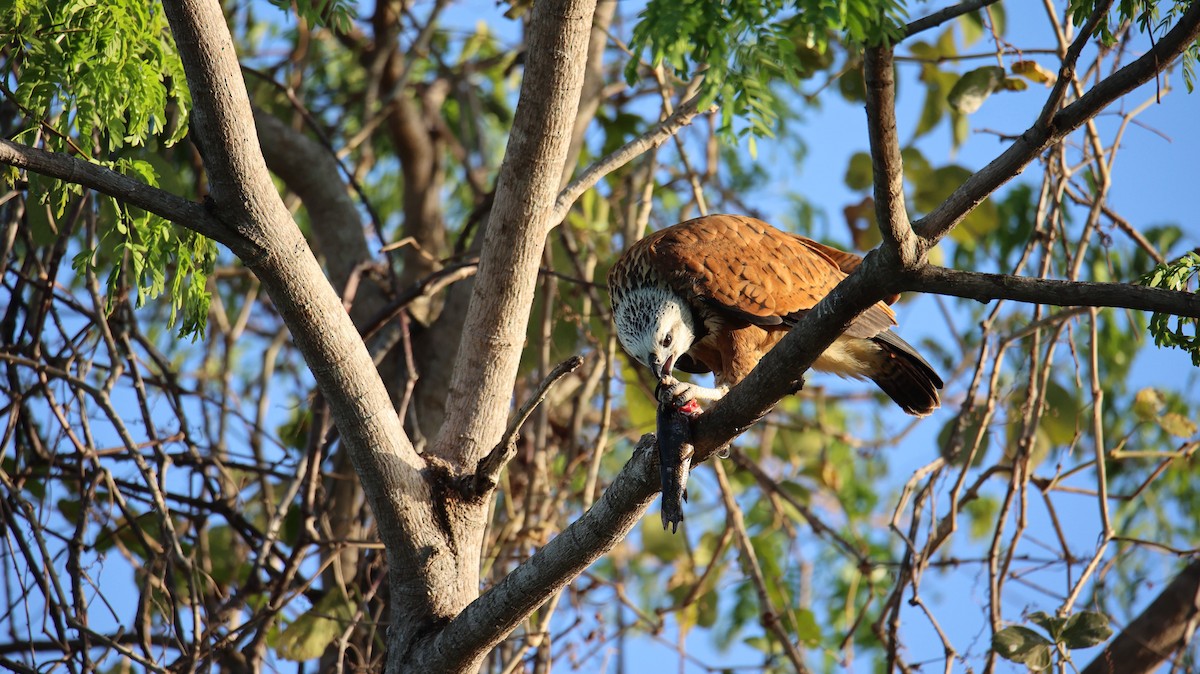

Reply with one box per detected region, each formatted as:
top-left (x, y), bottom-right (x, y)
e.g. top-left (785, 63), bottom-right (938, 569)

top-left (608, 214), bottom-right (942, 416)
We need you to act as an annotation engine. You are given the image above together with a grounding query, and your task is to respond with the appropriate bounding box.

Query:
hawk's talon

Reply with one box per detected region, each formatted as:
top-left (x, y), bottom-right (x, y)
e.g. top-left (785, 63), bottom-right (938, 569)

top-left (656, 376), bottom-right (727, 410)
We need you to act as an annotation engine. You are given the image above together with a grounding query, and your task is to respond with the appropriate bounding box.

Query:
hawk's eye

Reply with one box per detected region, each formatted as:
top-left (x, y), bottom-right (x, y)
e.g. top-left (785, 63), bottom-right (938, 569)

top-left (662, 334), bottom-right (673, 348)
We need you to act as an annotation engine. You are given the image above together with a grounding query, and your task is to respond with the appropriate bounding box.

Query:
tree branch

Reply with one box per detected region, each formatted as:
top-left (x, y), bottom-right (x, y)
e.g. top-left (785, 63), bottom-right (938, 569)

top-left (415, 435), bottom-right (660, 672)
top-left (904, 0), bottom-right (1003, 38)
top-left (471, 355), bottom-right (585, 496)
top-left (431, 0), bottom-right (598, 469)
top-left (0, 138), bottom-right (238, 250)
top-left (417, 254), bottom-right (902, 668)
top-left (159, 1), bottom-right (444, 661)
top-left (1033, 0), bottom-right (1112, 130)
top-left (1082, 560), bottom-right (1200, 674)
top-left (904, 266), bottom-right (1200, 318)
top-left (549, 92), bottom-right (711, 228)
top-left (863, 46), bottom-right (919, 267)
top-left (914, 0), bottom-right (1200, 247)
top-left (253, 108), bottom-right (371, 294)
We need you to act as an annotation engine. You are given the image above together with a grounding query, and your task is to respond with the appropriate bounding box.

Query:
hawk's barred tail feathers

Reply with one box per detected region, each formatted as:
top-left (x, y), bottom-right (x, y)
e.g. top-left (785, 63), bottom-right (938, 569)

top-left (870, 330), bottom-right (943, 417)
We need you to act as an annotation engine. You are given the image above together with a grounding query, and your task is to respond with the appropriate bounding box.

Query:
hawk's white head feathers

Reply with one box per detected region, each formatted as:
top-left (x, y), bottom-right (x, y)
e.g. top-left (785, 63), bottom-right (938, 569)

top-left (613, 286), bottom-right (696, 380)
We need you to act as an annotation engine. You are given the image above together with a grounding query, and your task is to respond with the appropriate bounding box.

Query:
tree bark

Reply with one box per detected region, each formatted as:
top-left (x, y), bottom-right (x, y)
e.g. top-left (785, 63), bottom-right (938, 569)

top-left (1083, 560), bottom-right (1200, 674)
top-left (158, 0), bottom-right (459, 667)
top-left (429, 0), bottom-right (597, 471)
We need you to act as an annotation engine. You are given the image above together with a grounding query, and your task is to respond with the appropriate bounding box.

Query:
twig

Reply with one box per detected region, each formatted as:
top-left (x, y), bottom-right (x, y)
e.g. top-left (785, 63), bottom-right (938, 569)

top-left (472, 355), bottom-right (585, 496)
top-left (904, 0), bottom-right (1003, 38)
top-left (903, 265), bottom-right (1200, 318)
top-left (713, 462), bottom-right (811, 674)
top-left (549, 91), bottom-right (712, 229)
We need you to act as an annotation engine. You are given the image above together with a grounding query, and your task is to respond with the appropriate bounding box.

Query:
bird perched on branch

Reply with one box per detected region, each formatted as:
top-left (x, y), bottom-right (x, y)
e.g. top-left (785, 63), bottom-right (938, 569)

top-left (608, 214), bottom-right (942, 416)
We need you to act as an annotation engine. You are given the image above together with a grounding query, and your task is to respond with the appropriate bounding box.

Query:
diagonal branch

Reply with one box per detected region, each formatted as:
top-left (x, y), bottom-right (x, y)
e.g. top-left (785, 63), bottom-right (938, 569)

top-left (413, 435), bottom-right (661, 672)
top-left (904, 0), bottom-right (1003, 38)
top-left (471, 355), bottom-right (585, 496)
top-left (158, 0), bottom-right (442, 658)
top-left (0, 138), bottom-right (238, 250)
top-left (914, 0), bottom-right (1200, 247)
top-left (549, 92), bottom-right (711, 229)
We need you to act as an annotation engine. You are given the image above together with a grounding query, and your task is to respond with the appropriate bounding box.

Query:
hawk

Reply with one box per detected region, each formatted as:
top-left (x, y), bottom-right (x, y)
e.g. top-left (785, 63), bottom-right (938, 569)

top-left (608, 214), bottom-right (942, 416)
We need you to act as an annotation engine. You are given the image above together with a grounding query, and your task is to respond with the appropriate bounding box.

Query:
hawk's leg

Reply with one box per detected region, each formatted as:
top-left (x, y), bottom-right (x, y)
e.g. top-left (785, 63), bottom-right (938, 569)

top-left (657, 375), bottom-right (729, 409)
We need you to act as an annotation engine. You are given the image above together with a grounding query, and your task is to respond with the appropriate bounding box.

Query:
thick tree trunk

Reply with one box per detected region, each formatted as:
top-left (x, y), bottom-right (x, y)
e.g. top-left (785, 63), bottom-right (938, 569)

top-left (159, 0), bottom-right (462, 665)
top-left (1082, 561), bottom-right (1200, 674)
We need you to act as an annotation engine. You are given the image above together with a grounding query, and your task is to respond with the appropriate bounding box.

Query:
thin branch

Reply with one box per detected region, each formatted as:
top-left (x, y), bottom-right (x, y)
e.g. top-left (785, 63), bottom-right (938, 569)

top-left (0, 138), bottom-right (238, 250)
top-left (904, 0), bottom-right (1002, 38)
top-left (360, 261), bottom-right (480, 342)
top-left (714, 461), bottom-right (811, 674)
top-left (549, 91), bottom-right (711, 228)
top-left (472, 355), bottom-right (586, 496)
top-left (903, 265), bottom-right (1200, 318)
top-left (914, 0), bottom-right (1200, 246)
top-left (1034, 0), bottom-right (1113, 131)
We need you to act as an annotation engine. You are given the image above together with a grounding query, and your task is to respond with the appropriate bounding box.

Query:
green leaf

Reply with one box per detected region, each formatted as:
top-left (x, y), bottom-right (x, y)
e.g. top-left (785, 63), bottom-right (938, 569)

top-left (844, 151), bottom-right (874, 191)
top-left (641, 518), bottom-right (686, 562)
top-left (270, 591), bottom-right (355, 661)
top-left (1061, 610), bottom-right (1113, 649)
top-left (621, 359), bottom-right (657, 432)
top-left (1159, 412), bottom-right (1197, 438)
top-left (948, 66), bottom-right (1006, 114)
top-left (938, 406), bottom-right (991, 467)
top-left (958, 12), bottom-right (984, 47)
top-left (901, 146), bottom-right (932, 183)
top-left (1140, 253), bottom-right (1200, 366)
top-left (1040, 380), bottom-right (1081, 446)
top-left (1029, 611), bottom-right (1066, 640)
top-left (913, 164), bottom-right (1000, 245)
top-left (993, 626), bottom-right (1054, 669)
top-left (1133, 388), bottom-right (1165, 421)
top-left (794, 608), bottom-right (822, 647)
top-left (963, 496), bottom-right (999, 539)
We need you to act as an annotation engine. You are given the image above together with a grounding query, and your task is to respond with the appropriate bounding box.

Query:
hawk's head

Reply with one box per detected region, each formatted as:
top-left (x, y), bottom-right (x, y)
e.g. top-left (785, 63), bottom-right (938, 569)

top-left (613, 286), bottom-right (696, 381)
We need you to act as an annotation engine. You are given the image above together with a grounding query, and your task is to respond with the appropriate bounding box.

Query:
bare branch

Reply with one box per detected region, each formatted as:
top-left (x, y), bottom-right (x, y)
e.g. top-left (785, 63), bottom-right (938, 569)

top-left (472, 355), bottom-right (586, 496)
top-left (914, 0), bottom-right (1200, 247)
top-left (863, 46), bottom-right (919, 267)
top-left (714, 462), bottom-right (811, 673)
top-left (904, 0), bottom-right (1003, 38)
top-left (0, 138), bottom-right (237, 249)
top-left (550, 92), bottom-right (711, 229)
top-left (903, 266), bottom-right (1200, 318)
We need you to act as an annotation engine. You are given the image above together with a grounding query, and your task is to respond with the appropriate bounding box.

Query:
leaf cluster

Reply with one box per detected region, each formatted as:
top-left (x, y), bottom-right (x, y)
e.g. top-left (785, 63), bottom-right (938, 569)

top-left (1140, 251), bottom-right (1200, 366)
top-left (1, 0), bottom-right (190, 155)
top-left (993, 610), bottom-right (1113, 671)
top-left (625, 0), bottom-right (906, 139)
top-left (3, 0), bottom-right (214, 338)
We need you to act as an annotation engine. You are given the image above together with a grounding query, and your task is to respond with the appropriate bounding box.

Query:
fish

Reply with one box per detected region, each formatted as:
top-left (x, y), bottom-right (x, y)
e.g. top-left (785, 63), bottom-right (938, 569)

top-left (655, 389), bottom-right (701, 533)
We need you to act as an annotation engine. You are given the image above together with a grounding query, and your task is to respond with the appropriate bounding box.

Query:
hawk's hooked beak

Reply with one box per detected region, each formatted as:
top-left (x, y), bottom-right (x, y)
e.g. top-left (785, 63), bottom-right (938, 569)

top-left (650, 354), bottom-right (675, 380)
